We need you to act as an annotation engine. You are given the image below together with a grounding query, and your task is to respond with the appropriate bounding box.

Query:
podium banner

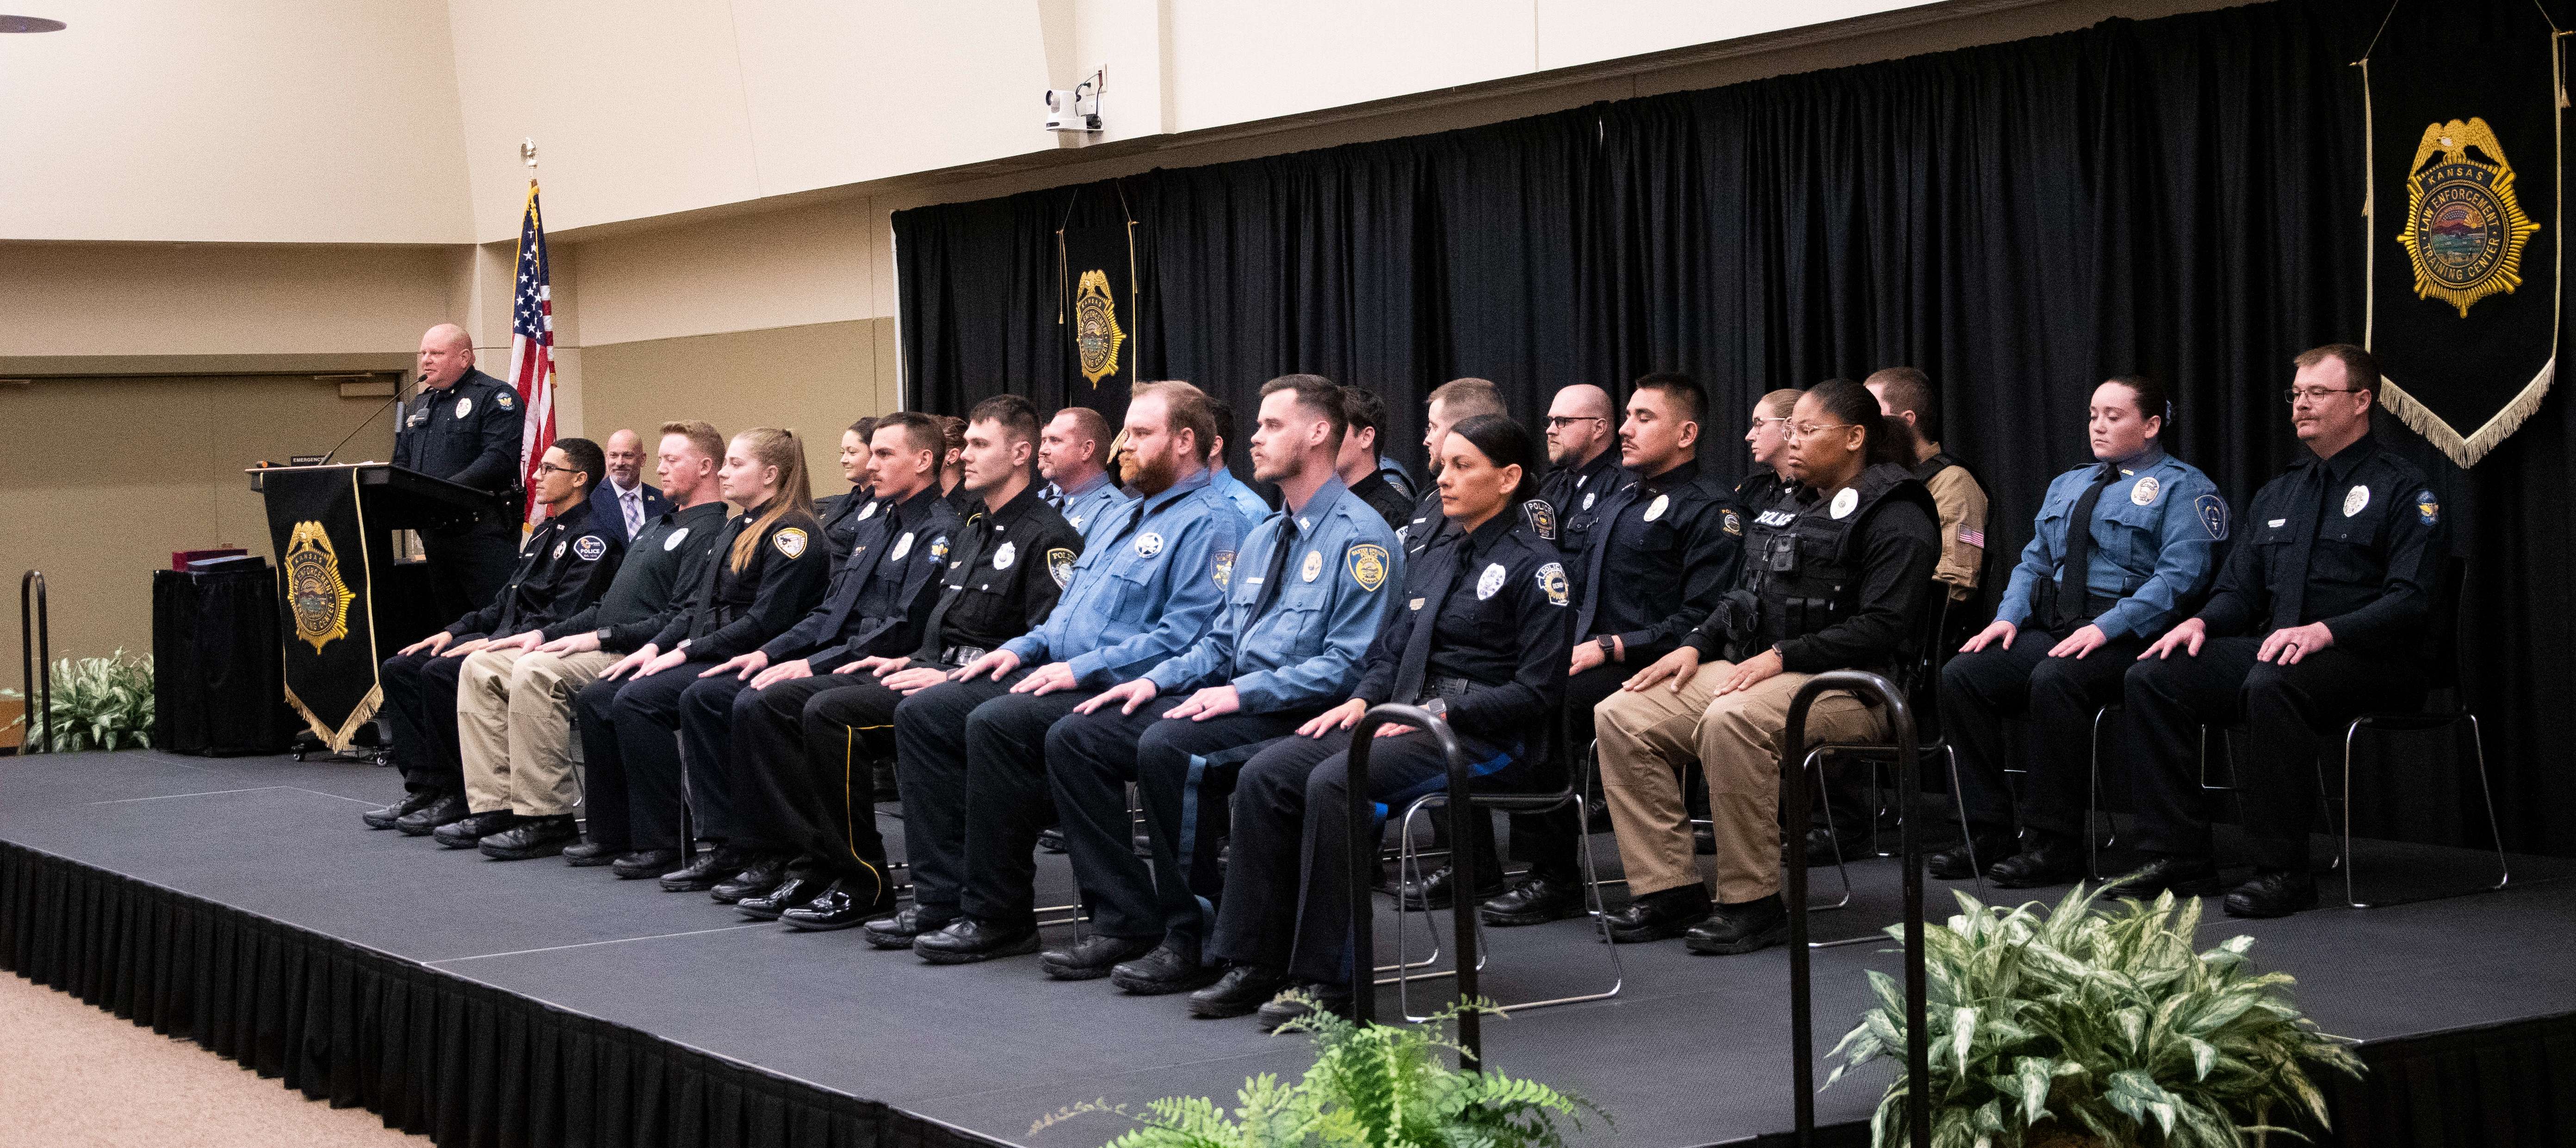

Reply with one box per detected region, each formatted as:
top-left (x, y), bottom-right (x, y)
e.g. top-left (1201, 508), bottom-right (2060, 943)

top-left (259, 468), bottom-right (384, 749)
top-left (2364, 4), bottom-right (2566, 468)
top-left (1059, 221), bottom-right (1140, 419)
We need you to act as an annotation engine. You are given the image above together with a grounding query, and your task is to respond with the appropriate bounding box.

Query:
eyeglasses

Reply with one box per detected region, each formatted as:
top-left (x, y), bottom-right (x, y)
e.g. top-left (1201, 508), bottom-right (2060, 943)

top-left (2284, 387), bottom-right (2359, 405)
top-left (1543, 415), bottom-right (1606, 430)
top-left (534, 462), bottom-right (583, 477)
top-left (1785, 422), bottom-right (1857, 442)
top-left (1749, 415), bottom-right (1790, 432)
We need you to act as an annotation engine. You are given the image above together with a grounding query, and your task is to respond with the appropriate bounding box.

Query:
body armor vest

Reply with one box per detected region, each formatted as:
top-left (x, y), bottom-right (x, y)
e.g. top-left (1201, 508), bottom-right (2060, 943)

top-left (1738, 462), bottom-right (1936, 666)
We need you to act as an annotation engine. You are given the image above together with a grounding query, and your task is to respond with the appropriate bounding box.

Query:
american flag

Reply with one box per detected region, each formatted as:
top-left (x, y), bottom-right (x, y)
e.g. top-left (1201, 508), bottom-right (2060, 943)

top-left (507, 182), bottom-right (557, 526)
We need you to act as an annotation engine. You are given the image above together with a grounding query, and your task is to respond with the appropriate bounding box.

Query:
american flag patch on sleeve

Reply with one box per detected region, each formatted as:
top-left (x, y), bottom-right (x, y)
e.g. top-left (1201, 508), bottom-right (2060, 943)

top-left (1957, 527), bottom-right (1985, 547)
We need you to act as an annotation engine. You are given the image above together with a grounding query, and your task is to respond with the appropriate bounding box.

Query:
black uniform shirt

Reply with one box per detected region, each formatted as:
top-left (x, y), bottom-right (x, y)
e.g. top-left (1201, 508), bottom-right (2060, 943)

top-left (650, 501), bottom-right (830, 660)
top-left (1401, 484), bottom-right (1455, 558)
top-left (390, 368), bottom-right (524, 499)
top-left (544, 500), bottom-right (727, 650)
top-left (816, 488), bottom-right (876, 575)
top-left (1539, 447), bottom-right (1626, 561)
top-left (1352, 512), bottom-right (1570, 741)
top-left (2198, 434), bottom-right (2444, 653)
top-left (444, 501), bottom-right (622, 638)
top-left (762, 486), bottom-right (960, 671)
top-left (1575, 458), bottom-right (1746, 664)
top-left (1348, 471), bottom-right (1412, 532)
top-left (1778, 490), bottom-right (1940, 673)
top-left (913, 483), bottom-right (1086, 661)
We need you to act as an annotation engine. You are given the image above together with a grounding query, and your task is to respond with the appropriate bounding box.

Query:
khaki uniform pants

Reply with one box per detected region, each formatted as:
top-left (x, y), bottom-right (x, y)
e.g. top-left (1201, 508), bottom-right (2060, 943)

top-left (458, 648), bottom-right (620, 817)
top-left (1594, 661), bottom-right (1888, 904)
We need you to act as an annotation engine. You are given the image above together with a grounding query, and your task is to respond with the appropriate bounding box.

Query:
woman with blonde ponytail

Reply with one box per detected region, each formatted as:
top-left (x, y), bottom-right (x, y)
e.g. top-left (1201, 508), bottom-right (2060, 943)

top-left (586, 428), bottom-right (831, 883)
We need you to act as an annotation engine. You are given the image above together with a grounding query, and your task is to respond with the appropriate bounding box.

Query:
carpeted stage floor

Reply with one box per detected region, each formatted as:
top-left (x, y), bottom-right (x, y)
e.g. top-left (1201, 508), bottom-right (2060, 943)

top-left (3, 748), bottom-right (2571, 1147)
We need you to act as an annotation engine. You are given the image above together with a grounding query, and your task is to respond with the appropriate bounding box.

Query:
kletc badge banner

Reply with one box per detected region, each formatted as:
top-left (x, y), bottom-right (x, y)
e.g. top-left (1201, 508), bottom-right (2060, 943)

top-left (1059, 218), bottom-right (1140, 421)
top-left (2364, 2), bottom-right (2567, 468)
top-left (259, 466), bottom-right (384, 749)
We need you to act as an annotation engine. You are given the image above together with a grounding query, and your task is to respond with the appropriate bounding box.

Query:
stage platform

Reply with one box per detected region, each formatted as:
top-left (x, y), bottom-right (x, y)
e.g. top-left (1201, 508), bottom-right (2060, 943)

top-left (3, 748), bottom-right (2572, 1147)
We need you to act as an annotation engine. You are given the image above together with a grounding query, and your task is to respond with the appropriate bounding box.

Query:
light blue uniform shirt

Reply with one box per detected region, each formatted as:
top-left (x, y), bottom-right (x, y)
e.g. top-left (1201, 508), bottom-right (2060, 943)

top-left (1997, 446), bottom-right (2228, 642)
top-left (1143, 476), bottom-right (1405, 712)
top-left (1003, 467), bottom-right (1245, 687)
top-left (1207, 464), bottom-right (1271, 530)
top-left (1056, 469), bottom-right (1135, 549)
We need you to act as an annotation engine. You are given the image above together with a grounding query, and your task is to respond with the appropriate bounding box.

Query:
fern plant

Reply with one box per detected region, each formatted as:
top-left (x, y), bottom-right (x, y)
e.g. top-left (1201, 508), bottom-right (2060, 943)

top-left (1035, 997), bottom-right (1602, 1147)
top-left (1827, 883), bottom-right (2363, 1148)
top-left (4, 650), bottom-right (155, 752)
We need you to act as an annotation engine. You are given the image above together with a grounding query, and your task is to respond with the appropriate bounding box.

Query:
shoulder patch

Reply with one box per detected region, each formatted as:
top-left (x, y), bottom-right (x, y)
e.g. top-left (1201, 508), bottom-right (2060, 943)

top-left (1046, 547), bottom-right (1077, 588)
top-left (1721, 508), bottom-right (1744, 537)
top-left (1212, 549), bottom-right (1236, 588)
top-left (929, 535), bottom-right (951, 562)
top-left (1521, 500), bottom-right (1557, 540)
top-left (1536, 562), bottom-right (1569, 607)
top-left (573, 535), bottom-right (607, 562)
top-left (1348, 543), bottom-right (1389, 592)
top-left (2194, 494), bottom-right (2229, 540)
top-left (772, 527), bottom-right (808, 559)
top-left (495, 389), bottom-right (515, 410)
top-left (2415, 489), bottom-right (2440, 526)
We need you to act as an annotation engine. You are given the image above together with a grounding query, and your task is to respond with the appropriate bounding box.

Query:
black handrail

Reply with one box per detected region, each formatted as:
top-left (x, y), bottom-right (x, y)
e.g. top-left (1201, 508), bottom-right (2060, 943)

top-left (1344, 702), bottom-right (1479, 1068)
top-left (19, 571), bottom-right (50, 755)
top-left (1781, 669), bottom-right (1926, 1148)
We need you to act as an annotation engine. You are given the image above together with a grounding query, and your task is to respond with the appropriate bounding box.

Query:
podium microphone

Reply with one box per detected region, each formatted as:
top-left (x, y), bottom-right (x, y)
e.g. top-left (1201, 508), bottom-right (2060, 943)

top-left (317, 371), bottom-right (414, 466)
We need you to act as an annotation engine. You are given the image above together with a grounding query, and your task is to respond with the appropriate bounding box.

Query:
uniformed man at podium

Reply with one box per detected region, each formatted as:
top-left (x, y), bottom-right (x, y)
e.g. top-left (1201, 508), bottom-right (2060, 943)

top-left (395, 323), bottom-right (527, 619)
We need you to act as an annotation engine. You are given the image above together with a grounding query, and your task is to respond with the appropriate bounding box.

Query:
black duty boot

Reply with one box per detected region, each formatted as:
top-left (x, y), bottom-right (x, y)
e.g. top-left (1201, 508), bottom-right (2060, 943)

top-left (1188, 965), bottom-right (1289, 1019)
top-left (1256, 981), bottom-right (1355, 1033)
top-left (709, 852), bottom-right (791, 904)
top-left (658, 845), bottom-right (749, 893)
top-left (433, 809), bottom-right (517, 849)
top-left (1927, 826), bottom-right (2018, 881)
top-left (1038, 934), bottom-right (1161, 981)
top-left (1479, 873), bottom-right (1584, 926)
top-left (479, 815), bottom-right (579, 860)
top-left (2223, 868), bottom-right (2317, 919)
top-left (860, 904), bottom-right (957, 949)
top-left (913, 917), bottom-right (1040, 964)
top-left (1601, 884), bottom-right (1712, 944)
top-left (394, 792), bottom-right (469, 836)
top-left (1683, 893), bottom-right (1790, 955)
top-left (610, 848), bottom-right (682, 880)
top-left (362, 790), bottom-right (437, 830)
top-left (562, 837), bottom-right (621, 866)
top-left (2102, 853), bottom-right (2222, 901)
top-left (1988, 831), bottom-right (2087, 889)
top-left (1395, 863), bottom-right (1505, 912)
top-left (1110, 943), bottom-right (1223, 995)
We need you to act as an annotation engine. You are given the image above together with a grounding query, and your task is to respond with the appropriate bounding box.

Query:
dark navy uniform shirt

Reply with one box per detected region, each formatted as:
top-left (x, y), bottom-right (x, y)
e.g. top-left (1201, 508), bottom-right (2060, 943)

top-left (444, 500), bottom-right (621, 638)
top-left (914, 483), bottom-right (1084, 662)
top-left (2197, 434), bottom-right (2445, 654)
top-left (1537, 447), bottom-right (1625, 562)
top-left (650, 500), bottom-right (831, 660)
top-left (545, 500), bottom-right (726, 651)
top-left (1573, 457), bottom-right (1746, 664)
top-left (1351, 512), bottom-right (1569, 742)
top-left (761, 486), bottom-right (959, 672)
top-left (390, 368), bottom-right (524, 500)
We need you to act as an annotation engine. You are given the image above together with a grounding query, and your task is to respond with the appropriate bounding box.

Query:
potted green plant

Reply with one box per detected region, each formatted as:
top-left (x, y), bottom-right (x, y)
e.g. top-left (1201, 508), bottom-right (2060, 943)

top-left (4, 650), bottom-right (156, 753)
top-left (1828, 883), bottom-right (2362, 1148)
top-left (1037, 997), bottom-right (1602, 1147)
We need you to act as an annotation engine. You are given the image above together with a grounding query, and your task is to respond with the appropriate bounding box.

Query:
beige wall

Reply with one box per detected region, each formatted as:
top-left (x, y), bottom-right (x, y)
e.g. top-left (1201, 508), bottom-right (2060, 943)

top-left (0, 376), bottom-right (398, 664)
top-left (578, 320), bottom-right (900, 500)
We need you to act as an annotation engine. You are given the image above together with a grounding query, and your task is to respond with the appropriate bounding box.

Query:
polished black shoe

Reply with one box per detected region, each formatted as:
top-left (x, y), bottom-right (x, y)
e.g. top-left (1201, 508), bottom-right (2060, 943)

top-left (1683, 893), bottom-right (1790, 955)
top-left (1039, 933), bottom-right (1161, 981)
top-left (1988, 833), bottom-right (2087, 889)
top-left (2223, 868), bottom-right (2317, 919)
top-left (1395, 864), bottom-right (1506, 912)
top-left (1110, 943), bottom-right (1223, 995)
top-left (1795, 826), bottom-right (1869, 867)
top-left (1188, 964), bottom-right (1290, 1018)
top-left (361, 790), bottom-right (437, 830)
top-left (2102, 854), bottom-right (2222, 901)
top-left (479, 815), bottom-right (579, 861)
top-left (562, 838), bottom-right (622, 867)
top-left (394, 792), bottom-right (469, 836)
top-left (914, 917), bottom-right (1040, 964)
top-left (736, 870), bottom-right (831, 920)
top-left (709, 853), bottom-right (791, 904)
top-left (432, 809), bottom-right (517, 849)
top-left (1037, 827), bottom-right (1068, 854)
top-left (658, 846), bottom-right (748, 893)
top-left (1602, 884), bottom-right (1712, 944)
top-left (1256, 982), bottom-right (1354, 1033)
top-left (1927, 827), bottom-right (2018, 881)
top-left (781, 880), bottom-right (901, 931)
top-left (1480, 874), bottom-right (1585, 926)
top-left (610, 848), bottom-right (682, 880)
top-left (861, 904), bottom-right (957, 949)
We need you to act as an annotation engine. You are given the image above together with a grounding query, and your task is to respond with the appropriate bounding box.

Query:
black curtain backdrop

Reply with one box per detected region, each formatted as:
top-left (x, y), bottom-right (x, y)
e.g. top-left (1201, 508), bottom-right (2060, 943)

top-left (894, 0), bottom-right (2576, 857)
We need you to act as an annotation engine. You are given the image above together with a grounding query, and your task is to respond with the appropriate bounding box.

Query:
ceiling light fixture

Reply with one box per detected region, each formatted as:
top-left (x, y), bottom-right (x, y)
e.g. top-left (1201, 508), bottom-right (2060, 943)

top-left (0, 15), bottom-right (66, 32)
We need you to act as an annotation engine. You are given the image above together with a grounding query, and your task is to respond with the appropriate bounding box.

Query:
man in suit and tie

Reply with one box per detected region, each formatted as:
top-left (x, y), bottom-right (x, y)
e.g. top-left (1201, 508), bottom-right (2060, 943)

top-left (588, 428), bottom-right (670, 541)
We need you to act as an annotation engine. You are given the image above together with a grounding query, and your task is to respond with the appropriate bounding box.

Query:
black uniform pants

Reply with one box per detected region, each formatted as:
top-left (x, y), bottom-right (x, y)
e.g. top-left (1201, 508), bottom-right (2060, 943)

top-left (420, 523), bottom-right (519, 623)
top-left (1939, 627), bottom-right (2148, 838)
top-left (784, 678), bottom-right (914, 896)
top-left (604, 658), bottom-right (722, 852)
top-left (1045, 699), bottom-right (1312, 947)
top-left (381, 639), bottom-right (481, 796)
top-left (2121, 638), bottom-right (2423, 870)
top-left (1505, 664), bottom-right (1623, 880)
top-left (892, 672), bottom-right (1105, 926)
top-left (675, 670), bottom-right (759, 846)
top-left (1209, 728), bottom-right (1523, 984)
top-left (573, 675), bottom-right (635, 850)
top-left (720, 673), bottom-right (867, 863)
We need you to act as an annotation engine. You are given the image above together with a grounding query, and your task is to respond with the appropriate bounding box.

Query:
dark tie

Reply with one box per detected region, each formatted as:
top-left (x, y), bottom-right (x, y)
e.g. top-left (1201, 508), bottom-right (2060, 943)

top-left (916, 516), bottom-right (992, 656)
top-left (2053, 465), bottom-right (2119, 630)
top-left (1574, 484), bottom-right (1634, 637)
top-left (1234, 518), bottom-right (1300, 676)
top-left (2273, 463), bottom-right (2329, 630)
top-left (1393, 544), bottom-right (1467, 706)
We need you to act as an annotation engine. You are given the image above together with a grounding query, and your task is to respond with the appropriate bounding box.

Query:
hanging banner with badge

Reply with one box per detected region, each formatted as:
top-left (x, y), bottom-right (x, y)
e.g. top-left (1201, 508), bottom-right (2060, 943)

top-left (258, 467), bottom-right (387, 749)
top-left (1057, 185), bottom-right (1144, 427)
top-left (2362, 2), bottom-right (2568, 468)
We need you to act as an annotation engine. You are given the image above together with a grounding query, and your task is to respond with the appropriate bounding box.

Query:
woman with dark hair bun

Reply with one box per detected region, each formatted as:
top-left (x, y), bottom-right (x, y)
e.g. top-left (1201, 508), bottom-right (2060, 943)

top-left (1592, 379), bottom-right (1943, 956)
top-left (1189, 412), bottom-right (1571, 1030)
top-left (1938, 375), bottom-right (2225, 889)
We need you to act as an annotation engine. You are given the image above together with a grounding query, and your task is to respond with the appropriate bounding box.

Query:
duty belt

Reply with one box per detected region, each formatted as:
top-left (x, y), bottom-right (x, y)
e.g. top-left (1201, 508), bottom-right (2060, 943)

top-left (938, 645), bottom-right (990, 668)
top-left (1409, 675), bottom-right (1480, 709)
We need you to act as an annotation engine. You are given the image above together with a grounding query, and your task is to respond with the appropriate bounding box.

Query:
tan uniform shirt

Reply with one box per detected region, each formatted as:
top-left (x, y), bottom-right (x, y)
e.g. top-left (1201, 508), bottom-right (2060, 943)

top-left (1921, 454), bottom-right (1988, 600)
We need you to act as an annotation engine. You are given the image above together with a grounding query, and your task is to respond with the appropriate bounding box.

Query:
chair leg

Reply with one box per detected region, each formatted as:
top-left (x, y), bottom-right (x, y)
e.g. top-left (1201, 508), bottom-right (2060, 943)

top-left (1941, 745), bottom-right (1989, 901)
top-left (2466, 715), bottom-right (2511, 893)
top-left (1806, 749), bottom-right (1854, 913)
top-left (2087, 707), bottom-right (2108, 882)
top-left (2338, 714), bottom-right (2513, 909)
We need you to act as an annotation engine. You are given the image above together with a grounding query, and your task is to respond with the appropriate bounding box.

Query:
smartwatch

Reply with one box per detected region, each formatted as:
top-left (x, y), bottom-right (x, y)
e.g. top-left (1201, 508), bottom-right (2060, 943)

top-left (1596, 635), bottom-right (1618, 661)
top-left (595, 627), bottom-right (615, 646)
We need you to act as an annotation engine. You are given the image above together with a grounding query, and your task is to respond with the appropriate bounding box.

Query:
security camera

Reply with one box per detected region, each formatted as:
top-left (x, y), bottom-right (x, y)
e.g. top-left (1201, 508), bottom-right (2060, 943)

top-left (1045, 73), bottom-right (1103, 133)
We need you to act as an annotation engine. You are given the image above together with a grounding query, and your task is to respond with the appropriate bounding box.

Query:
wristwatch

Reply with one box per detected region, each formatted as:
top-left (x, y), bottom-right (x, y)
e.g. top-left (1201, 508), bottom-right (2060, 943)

top-left (595, 627), bottom-right (615, 646)
top-left (1596, 635), bottom-right (1618, 660)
